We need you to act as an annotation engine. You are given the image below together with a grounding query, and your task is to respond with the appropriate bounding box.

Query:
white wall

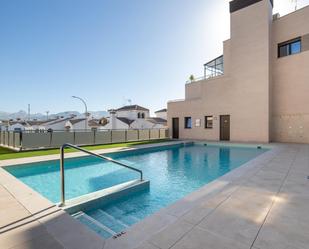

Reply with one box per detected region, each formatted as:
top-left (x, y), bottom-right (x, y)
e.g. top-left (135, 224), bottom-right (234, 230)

top-left (65, 120), bottom-right (90, 131)
top-left (100, 118), bottom-right (129, 130)
top-left (116, 110), bottom-right (149, 119)
top-left (155, 112), bottom-right (167, 119)
top-left (131, 119), bottom-right (166, 129)
top-left (8, 123), bottom-right (27, 131)
top-left (45, 120), bottom-right (69, 131)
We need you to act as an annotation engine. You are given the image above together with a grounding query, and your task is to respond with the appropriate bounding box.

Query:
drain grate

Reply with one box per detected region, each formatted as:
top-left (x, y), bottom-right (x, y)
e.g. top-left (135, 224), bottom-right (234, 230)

top-left (113, 231), bottom-right (126, 239)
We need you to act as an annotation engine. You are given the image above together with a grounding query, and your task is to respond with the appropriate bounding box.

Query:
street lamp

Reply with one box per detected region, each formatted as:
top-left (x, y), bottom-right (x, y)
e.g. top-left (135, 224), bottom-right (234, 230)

top-left (72, 96), bottom-right (88, 130)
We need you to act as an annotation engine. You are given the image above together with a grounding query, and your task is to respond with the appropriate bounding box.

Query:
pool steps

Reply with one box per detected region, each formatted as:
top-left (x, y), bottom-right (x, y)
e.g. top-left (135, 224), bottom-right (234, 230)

top-left (73, 211), bottom-right (117, 238)
top-left (73, 206), bottom-right (141, 239)
top-left (63, 179), bottom-right (150, 214)
top-left (66, 179), bottom-right (149, 239)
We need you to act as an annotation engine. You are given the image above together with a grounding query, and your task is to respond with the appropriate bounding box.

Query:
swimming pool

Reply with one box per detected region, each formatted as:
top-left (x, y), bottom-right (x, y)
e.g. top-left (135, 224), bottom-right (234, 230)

top-left (5, 143), bottom-right (267, 238)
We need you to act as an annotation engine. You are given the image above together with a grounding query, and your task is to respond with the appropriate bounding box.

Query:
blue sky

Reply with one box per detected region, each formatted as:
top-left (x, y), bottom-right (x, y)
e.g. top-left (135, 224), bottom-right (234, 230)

top-left (0, 0), bottom-right (308, 115)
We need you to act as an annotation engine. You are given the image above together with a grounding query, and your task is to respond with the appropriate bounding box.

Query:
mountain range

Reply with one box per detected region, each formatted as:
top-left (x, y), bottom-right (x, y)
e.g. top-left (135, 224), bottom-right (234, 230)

top-left (0, 110), bottom-right (108, 121)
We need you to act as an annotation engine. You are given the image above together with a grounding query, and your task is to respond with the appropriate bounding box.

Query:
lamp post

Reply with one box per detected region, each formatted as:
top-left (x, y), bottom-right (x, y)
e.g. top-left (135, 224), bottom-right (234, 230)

top-left (72, 96), bottom-right (88, 130)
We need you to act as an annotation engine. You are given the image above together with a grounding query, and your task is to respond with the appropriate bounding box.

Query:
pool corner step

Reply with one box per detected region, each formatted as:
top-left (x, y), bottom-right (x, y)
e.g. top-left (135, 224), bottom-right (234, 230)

top-left (90, 209), bottom-right (129, 232)
top-left (74, 211), bottom-right (116, 239)
top-left (63, 179), bottom-right (150, 214)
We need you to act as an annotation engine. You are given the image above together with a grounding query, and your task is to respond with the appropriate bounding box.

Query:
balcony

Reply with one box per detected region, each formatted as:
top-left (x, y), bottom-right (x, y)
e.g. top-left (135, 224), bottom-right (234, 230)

top-left (187, 55), bottom-right (224, 83)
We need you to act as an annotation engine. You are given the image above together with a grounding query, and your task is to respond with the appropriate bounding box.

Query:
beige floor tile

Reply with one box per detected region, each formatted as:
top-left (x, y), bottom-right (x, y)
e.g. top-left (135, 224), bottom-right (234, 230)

top-left (181, 193), bottom-right (228, 225)
top-left (280, 177), bottom-right (309, 198)
top-left (10, 233), bottom-right (64, 249)
top-left (104, 212), bottom-right (177, 249)
top-left (198, 192), bottom-right (273, 246)
top-left (149, 220), bottom-right (194, 249)
top-left (254, 213), bottom-right (309, 249)
top-left (0, 204), bottom-right (31, 228)
top-left (0, 220), bottom-right (46, 249)
top-left (134, 241), bottom-right (160, 249)
top-left (43, 212), bottom-right (105, 249)
top-left (171, 227), bottom-right (249, 249)
top-left (181, 205), bottom-right (214, 225)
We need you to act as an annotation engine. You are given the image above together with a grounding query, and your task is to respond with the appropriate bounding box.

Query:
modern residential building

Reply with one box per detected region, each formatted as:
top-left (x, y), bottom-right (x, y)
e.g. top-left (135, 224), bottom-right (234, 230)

top-left (168, 0), bottom-right (309, 143)
top-left (102, 105), bottom-right (167, 130)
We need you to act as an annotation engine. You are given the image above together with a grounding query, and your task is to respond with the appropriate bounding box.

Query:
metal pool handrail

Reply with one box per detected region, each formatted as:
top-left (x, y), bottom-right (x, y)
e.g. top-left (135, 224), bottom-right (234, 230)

top-left (59, 143), bottom-right (143, 207)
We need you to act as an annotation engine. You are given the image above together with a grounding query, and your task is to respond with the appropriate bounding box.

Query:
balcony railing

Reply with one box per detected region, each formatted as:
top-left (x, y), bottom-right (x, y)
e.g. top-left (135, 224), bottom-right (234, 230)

top-left (204, 55), bottom-right (224, 78)
top-left (186, 55), bottom-right (224, 84)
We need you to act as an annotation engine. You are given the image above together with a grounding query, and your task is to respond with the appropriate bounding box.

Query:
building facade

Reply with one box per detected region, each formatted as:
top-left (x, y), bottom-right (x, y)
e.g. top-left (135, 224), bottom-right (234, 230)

top-left (168, 0), bottom-right (309, 143)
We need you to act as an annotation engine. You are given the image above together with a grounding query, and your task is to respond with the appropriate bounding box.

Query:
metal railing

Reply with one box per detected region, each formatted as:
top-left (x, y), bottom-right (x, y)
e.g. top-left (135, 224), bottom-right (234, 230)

top-left (185, 73), bottom-right (224, 84)
top-left (59, 143), bottom-right (143, 207)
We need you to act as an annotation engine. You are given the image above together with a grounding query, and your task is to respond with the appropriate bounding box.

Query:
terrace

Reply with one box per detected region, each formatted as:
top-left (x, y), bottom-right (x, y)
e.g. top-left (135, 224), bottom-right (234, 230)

top-left (186, 55), bottom-right (224, 84)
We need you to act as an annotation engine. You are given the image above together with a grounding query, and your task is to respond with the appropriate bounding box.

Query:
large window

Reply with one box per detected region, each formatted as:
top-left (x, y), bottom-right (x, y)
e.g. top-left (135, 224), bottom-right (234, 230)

top-left (205, 116), bottom-right (213, 129)
top-left (204, 55), bottom-right (224, 79)
top-left (184, 117), bottom-right (192, 129)
top-left (278, 38), bottom-right (301, 58)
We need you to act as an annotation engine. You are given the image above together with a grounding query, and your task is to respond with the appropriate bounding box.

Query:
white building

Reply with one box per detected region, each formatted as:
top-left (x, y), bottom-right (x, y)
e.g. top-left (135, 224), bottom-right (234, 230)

top-left (7, 122), bottom-right (29, 131)
top-left (0, 121), bottom-right (9, 131)
top-left (101, 105), bottom-right (167, 130)
top-left (65, 118), bottom-right (90, 131)
top-left (155, 109), bottom-right (167, 120)
top-left (113, 105), bottom-right (150, 120)
top-left (44, 117), bottom-right (72, 131)
top-left (7, 120), bottom-right (47, 131)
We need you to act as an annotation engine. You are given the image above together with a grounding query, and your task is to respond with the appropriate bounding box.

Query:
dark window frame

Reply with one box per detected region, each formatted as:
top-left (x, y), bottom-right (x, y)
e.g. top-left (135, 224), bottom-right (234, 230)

top-left (184, 117), bottom-right (192, 129)
top-left (205, 116), bottom-right (213, 129)
top-left (278, 37), bottom-right (301, 58)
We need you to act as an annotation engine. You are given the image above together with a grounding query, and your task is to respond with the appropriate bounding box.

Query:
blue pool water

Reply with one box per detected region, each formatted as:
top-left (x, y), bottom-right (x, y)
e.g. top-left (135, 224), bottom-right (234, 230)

top-left (5, 143), bottom-right (267, 238)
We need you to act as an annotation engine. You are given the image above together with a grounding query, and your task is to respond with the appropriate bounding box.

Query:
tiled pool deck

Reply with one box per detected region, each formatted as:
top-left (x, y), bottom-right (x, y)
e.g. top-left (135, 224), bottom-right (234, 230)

top-left (0, 141), bottom-right (308, 249)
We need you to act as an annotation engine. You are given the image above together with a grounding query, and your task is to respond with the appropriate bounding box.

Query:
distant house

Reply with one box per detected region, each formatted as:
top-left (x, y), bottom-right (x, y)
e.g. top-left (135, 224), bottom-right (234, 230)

top-left (113, 105), bottom-right (150, 120)
top-left (144, 117), bottom-right (167, 128)
top-left (44, 117), bottom-right (73, 131)
top-left (4, 116), bottom-right (107, 132)
top-left (155, 108), bottom-right (167, 120)
top-left (4, 119), bottom-right (53, 131)
top-left (88, 119), bottom-right (105, 130)
top-left (27, 120), bottom-right (49, 131)
top-left (65, 118), bottom-right (90, 131)
top-left (101, 105), bottom-right (167, 130)
top-left (7, 121), bottom-right (31, 131)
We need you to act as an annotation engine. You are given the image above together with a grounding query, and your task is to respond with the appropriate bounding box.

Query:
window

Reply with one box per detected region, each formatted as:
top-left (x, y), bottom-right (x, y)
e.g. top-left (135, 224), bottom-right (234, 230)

top-left (137, 113), bottom-right (141, 118)
top-left (184, 117), bottom-right (192, 129)
top-left (141, 113), bottom-right (145, 119)
top-left (278, 38), bottom-right (301, 58)
top-left (205, 116), bottom-right (213, 129)
top-left (204, 55), bottom-right (224, 79)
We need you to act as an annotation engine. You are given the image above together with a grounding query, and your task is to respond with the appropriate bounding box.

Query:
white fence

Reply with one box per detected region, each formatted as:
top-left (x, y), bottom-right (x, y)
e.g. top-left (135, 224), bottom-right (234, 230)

top-left (0, 129), bottom-right (169, 151)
